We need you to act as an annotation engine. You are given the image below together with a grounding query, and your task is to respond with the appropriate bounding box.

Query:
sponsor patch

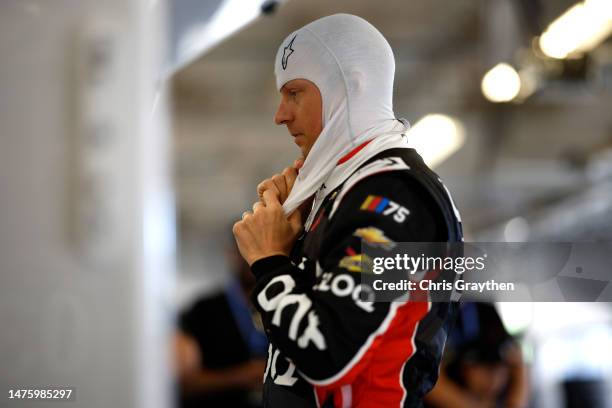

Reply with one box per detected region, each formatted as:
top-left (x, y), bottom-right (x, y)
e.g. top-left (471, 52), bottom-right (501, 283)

top-left (360, 195), bottom-right (410, 223)
top-left (339, 255), bottom-right (362, 272)
top-left (353, 227), bottom-right (396, 250)
top-left (339, 254), bottom-right (373, 273)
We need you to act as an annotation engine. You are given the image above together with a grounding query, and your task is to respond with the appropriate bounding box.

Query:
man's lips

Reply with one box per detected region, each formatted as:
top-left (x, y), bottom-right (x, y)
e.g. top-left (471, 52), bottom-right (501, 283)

top-left (292, 133), bottom-right (303, 145)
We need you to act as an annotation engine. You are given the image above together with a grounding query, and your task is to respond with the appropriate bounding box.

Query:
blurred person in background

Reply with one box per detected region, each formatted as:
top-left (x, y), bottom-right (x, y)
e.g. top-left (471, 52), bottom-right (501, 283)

top-left (232, 14), bottom-right (463, 407)
top-left (425, 302), bottom-right (528, 408)
top-left (173, 237), bottom-right (268, 408)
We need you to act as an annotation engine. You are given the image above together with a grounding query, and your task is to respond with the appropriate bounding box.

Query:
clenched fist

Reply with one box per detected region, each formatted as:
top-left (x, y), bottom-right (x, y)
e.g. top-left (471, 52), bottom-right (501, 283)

top-left (233, 190), bottom-right (303, 266)
top-left (256, 158), bottom-right (303, 203)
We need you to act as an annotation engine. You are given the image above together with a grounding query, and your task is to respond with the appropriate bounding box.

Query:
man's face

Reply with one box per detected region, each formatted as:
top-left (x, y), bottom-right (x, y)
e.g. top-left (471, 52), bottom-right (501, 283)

top-left (274, 79), bottom-right (323, 159)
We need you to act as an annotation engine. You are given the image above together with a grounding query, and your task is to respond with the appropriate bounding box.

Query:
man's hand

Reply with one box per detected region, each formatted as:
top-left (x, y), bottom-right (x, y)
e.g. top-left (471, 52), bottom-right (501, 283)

top-left (233, 190), bottom-right (303, 266)
top-left (257, 158), bottom-right (303, 203)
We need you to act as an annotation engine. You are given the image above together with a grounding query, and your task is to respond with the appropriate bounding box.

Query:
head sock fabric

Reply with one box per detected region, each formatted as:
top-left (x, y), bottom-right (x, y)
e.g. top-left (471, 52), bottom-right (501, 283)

top-left (275, 14), bottom-right (410, 217)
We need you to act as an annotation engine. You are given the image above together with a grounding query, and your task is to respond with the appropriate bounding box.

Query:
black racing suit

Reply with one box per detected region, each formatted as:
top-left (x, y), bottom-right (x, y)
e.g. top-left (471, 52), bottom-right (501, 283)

top-left (250, 148), bottom-right (463, 407)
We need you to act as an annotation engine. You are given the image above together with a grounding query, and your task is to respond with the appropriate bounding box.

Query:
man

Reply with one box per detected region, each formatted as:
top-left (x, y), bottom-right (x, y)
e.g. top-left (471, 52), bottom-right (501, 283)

top-left (425, 303), bottom-right (528, 408)
top-left (174, 239), bottom-right (267, 408)
top-left (233, 14), bottom-right (463, 407)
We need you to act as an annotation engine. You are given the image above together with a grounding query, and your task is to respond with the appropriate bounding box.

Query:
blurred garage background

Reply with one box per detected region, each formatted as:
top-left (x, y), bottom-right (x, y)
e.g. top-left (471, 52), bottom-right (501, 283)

top-left (174, 0), bottom-right (612, 291)
top-left (171, 1), bottom-right (612, 407)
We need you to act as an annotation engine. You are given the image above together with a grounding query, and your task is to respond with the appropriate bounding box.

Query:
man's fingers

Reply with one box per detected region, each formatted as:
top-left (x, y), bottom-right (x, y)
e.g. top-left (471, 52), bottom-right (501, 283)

top-left (232, 220), bottom-right (253, 264)
top-left (262, 189), bottom-right (281, 208)
top-left (257, 180), bottom-right (276, 198)
top-left (256, 180), bottom-right (268, 198)
top-left (271, 174), bottom-right (287, 200)
top-left (257, 179), bottom-right (280, 200)
top-left (232, 220), bottom-right (246, 241)
top-left (282, 166), bottom-right (299, 193)
top-left (241, 211), bottom-right (252, 220)
top-left (258, 160), bottom-right (303, 204)
top-left (232, 221), bottom-right (241, 236)
top-left (252, 201), bottom-right (264, 212)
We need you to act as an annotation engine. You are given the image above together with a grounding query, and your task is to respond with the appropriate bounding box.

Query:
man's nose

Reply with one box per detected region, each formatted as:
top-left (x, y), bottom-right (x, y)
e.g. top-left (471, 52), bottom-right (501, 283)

top-left (274, 101), bottom-right (292, 125)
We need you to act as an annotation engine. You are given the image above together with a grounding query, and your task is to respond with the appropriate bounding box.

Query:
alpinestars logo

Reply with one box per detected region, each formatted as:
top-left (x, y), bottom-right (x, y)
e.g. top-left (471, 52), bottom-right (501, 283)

top-left (282, 35), bottom-right (297, 70)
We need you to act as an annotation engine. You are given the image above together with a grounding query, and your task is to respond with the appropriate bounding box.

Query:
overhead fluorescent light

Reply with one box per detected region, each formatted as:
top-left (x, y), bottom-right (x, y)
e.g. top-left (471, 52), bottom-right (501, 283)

top-left (169, 0), bottom-right (271, 76)
top-left (539, 0), bottom-right (612, 59)
top-left (406, 114), bottom-right (465, 168)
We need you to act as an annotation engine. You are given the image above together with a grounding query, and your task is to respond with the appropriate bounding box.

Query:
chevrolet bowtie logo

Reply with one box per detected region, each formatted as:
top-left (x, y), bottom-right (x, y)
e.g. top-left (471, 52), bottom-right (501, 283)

top-left (282, 35), bottom-right (297, 70)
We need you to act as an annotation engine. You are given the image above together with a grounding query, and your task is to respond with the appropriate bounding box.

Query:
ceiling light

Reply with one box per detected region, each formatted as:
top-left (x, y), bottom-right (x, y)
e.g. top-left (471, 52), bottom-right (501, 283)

top-left (407, 114), bottom-right (465, 168)
top-left (539, 0), bottom-right (612, 59)
top-left (481, 63), bottom-right (522, 103)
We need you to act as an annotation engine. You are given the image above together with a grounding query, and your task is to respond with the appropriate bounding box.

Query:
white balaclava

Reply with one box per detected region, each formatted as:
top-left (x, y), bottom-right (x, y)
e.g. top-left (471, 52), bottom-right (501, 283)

top-left (275, 14), bottom-right (409, 217)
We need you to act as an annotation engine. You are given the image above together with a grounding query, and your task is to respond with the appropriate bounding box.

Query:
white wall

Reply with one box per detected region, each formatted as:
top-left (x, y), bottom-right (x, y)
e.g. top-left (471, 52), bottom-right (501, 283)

top-left (0, 1), bottom-right (174, 407)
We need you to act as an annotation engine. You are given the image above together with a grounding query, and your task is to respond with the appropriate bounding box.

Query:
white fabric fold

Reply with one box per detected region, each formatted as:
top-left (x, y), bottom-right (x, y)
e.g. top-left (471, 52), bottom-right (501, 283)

top-left (273, 14), bottom-right (408, 215)
top-left (305, 129), bottom-right (410, 227)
